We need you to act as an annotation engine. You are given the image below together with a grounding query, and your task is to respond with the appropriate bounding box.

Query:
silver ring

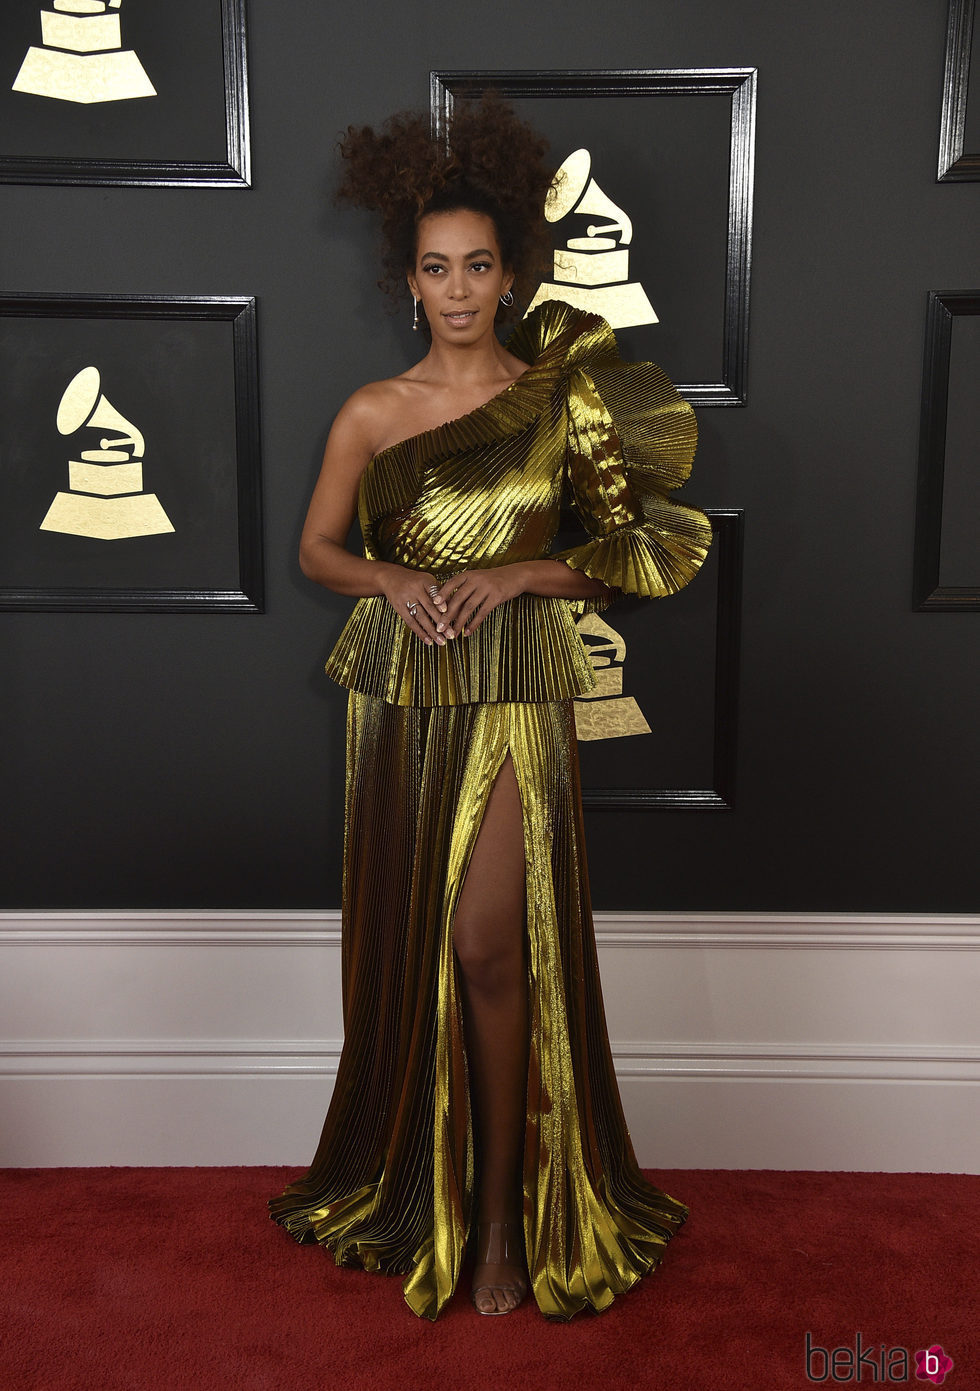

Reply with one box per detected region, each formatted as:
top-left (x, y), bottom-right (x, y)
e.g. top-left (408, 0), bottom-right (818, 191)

top-left (405, 601), bottom-right (418, 617)
top-left (428, 584), bottom-right (439, 599)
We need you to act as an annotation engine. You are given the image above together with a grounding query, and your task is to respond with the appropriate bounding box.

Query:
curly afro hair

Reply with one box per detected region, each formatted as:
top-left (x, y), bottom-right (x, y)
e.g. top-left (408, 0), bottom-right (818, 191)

top-left (336, 94), bottom-right (556, 323)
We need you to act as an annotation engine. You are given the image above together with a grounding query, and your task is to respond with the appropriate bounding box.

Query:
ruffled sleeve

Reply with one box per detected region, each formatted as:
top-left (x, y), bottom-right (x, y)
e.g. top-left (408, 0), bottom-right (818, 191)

top-left (550, 315), bottom-right (712, 615)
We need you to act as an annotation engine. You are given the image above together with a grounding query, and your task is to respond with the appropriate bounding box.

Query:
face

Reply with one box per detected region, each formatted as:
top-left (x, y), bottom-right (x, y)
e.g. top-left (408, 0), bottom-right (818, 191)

top-left (407, 208), bottom-right (515, 343)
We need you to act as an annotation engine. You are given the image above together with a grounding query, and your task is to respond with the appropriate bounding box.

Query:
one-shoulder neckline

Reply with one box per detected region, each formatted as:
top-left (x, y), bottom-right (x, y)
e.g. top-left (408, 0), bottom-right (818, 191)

top-left (368, 358), bottom-right (539, 468)
top-left (360, 302), bottom-right (610, 477)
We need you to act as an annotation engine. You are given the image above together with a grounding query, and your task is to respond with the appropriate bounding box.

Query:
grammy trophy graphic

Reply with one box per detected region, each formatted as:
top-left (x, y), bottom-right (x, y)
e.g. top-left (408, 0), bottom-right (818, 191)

top-left (527, 148), bottom-right (657, 330)
top-left (573, 613), bottom-right (651, 742)
top-left (39, 365), bottom-right (174, 540)
top-left (12, 0), bottom-right (156, 105)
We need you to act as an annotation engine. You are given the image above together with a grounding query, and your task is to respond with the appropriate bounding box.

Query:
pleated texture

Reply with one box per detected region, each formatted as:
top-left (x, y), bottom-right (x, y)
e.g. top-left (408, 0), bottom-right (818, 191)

top-left (269, 693), bottom-right (689, 1320)
top-left (324, 300), bottom-right (711, 701)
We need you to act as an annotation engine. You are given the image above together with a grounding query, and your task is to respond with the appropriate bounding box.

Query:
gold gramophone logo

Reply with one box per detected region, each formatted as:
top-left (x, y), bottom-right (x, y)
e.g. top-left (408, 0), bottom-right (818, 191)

top-left (12, 0), bottom-right (156, 105)
top-left (573, 613), bottom-right (651, 741)
top-left (39, 366), bottom-right (174, 540)
top-left (528, 149), bottom-right (658, 330)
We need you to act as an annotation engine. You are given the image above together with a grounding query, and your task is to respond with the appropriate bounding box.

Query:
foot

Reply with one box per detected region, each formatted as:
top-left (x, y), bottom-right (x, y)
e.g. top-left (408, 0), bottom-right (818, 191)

top-left (471, 1219), bottom-right (528, 1315)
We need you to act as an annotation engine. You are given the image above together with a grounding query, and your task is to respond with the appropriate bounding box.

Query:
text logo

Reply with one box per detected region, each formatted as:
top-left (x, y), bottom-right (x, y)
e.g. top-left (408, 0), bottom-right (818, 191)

top-left (805, 1333), bottom-right (955, 1384)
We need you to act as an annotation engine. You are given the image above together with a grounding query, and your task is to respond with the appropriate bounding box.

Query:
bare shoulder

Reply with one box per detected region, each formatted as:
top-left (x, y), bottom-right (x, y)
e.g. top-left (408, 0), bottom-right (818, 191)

top-left (332, 375), bottom-right (420, 457)
top-left (335, 371), bottom-right (434, 458)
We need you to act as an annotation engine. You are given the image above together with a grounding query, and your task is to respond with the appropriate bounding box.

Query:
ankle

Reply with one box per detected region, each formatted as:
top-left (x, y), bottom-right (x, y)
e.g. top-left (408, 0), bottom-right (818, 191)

top-left (476, 1211), bottom-right (521, 1227)
top-left (474, 1218), bottom-right (524, 1268)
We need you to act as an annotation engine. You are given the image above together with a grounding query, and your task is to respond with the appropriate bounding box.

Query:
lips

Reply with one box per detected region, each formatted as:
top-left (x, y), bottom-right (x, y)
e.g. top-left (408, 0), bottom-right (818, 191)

top-left (442, 310), bottom-right (477, 325)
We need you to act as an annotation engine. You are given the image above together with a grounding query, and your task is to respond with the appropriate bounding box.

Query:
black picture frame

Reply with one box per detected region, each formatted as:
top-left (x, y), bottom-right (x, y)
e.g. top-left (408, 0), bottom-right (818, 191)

top-left (0, 292), bottom-right (263, 612)
top-left (0, 0), bottom-right (250, 187)
top-left (913, 290), bottom-right (980, 611)
top-left (938, 0), bottom-right (980, 180)
top-left (431, 69), bottom-right (756, 407)
top-left (577, 509), bottom-right (743, 812)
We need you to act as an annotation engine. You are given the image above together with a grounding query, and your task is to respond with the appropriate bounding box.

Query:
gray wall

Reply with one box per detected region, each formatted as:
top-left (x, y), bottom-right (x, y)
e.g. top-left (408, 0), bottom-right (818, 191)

top-left (2, 0), bottom-right (977, 910)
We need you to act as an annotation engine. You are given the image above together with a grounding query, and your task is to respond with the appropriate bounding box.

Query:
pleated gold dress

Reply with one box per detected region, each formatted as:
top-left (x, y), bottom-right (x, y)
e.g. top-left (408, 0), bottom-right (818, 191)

top-left (270, 301), bottom-right (712, 1320)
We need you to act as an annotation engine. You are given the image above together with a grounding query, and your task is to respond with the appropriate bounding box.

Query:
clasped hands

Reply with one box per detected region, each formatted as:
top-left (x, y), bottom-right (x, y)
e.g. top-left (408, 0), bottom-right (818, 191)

top-left (382, 563), bottom-right (524, 647)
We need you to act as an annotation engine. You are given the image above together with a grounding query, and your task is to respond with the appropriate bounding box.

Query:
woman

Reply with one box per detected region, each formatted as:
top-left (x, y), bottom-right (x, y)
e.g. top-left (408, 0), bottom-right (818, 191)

top-left (270, 98), bottom-right (711, 1320)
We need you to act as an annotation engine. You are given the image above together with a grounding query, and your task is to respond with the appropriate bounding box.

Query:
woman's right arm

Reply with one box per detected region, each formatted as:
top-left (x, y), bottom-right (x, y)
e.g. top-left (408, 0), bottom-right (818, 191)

top-left (298, 390), bottom-right (447, 644)
top-left (299, 389), bottom-right (390, 595)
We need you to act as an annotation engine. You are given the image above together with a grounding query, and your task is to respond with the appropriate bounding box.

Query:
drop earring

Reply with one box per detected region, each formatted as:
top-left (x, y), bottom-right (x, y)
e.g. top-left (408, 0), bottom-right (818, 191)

top-left (412, 297), bottom-right (419, 331)
top-left (499, 290), bottom-right (515, 307)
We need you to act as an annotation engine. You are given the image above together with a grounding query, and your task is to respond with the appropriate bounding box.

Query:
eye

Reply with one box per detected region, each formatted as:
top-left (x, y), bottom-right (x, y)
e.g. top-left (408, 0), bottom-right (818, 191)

top-left (469, 261), bottom-right (492, 273)
top-left (422, 263), bottom-right (444, 275)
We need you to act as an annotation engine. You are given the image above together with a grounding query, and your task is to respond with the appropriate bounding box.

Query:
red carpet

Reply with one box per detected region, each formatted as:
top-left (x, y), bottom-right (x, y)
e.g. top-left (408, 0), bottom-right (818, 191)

top-left (0, 1167), bottom-right (974, 1390)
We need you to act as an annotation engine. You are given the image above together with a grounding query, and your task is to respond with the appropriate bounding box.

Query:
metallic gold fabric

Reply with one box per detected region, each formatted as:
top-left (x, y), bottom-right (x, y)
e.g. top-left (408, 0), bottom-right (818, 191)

top-left (270, 694), bottom-right (688, 1320)
top-left (270, 302), bottom-right (701, 1318)
top-left (324, 301), bottom-right (711, 704)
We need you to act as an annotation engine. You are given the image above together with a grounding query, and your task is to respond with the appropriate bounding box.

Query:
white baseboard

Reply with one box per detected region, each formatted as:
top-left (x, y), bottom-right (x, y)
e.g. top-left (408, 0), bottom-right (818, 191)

top-left (3, 908), bottom-right (979, 947)
top-left (2, 911), bottom-right (978, 1170)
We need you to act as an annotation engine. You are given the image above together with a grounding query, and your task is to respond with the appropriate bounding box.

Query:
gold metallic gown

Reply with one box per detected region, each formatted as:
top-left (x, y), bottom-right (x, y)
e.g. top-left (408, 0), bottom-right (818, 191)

top-left (270, 301), bottom-right (711, 1320)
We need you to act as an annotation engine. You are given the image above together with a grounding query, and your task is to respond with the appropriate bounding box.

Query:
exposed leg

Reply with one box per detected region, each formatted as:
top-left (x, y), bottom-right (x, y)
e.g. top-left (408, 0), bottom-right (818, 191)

top-left (452, 752), bottom-right (529, 1314)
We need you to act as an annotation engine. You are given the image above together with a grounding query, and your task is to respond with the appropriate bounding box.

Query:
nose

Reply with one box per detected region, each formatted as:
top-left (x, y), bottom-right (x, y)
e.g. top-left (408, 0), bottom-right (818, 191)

top-left (447, 267), bottom-right (469, 299)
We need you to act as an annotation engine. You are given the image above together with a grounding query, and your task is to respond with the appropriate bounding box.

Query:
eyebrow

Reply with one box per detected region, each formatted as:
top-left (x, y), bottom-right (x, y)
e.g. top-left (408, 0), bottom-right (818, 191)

top-left (419, 248), bottom-right (496, 261)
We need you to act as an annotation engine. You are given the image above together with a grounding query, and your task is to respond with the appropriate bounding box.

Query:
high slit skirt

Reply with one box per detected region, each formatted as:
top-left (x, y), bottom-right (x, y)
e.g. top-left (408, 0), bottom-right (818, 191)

top-left (269, 691), bottom-right (688, 1320)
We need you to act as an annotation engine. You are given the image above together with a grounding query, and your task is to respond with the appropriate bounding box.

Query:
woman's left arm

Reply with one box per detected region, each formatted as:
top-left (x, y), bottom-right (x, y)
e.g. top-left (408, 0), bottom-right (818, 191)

top-left (435, 561), bottom-right (609, 638)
